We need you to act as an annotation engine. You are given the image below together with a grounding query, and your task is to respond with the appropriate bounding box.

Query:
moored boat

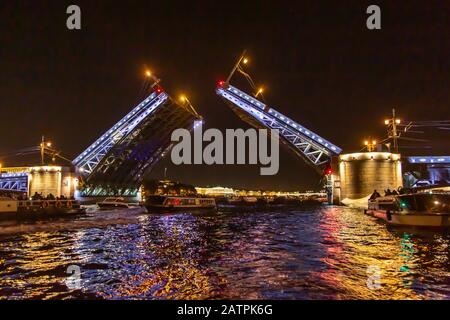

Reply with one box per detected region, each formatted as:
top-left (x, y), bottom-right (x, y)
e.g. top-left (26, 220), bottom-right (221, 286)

top-left (0, 197), bottom-right (85, 219)
top-left (144, 195), bottom-right (216, 211)
top-left (365, 192), bottom-right (450, 228)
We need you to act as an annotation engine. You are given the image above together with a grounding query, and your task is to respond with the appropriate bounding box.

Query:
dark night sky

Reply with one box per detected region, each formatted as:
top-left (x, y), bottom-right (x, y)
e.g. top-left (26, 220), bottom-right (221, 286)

top-left (0, 0), bottom-right (449, 190)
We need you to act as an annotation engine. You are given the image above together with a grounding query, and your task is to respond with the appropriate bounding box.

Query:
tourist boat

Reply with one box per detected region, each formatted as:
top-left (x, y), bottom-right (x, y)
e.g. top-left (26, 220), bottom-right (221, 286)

top-left (144, 196), bottom-right (216, 211)
top-left (96, 197), bottom-right (138, 210)
top-left (0, 196), bottom-right (85, 219)
top-left (365, 192), bottom-right (450, 228)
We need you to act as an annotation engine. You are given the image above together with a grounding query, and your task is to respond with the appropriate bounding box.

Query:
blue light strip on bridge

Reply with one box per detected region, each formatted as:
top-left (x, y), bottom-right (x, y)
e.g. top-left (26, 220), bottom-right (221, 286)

top-left (221, 84), bottom-right (342, 155)
top-left (73, 91), bottom-right (168, 171)
top-left (407, 156), bottom-right (450, 164)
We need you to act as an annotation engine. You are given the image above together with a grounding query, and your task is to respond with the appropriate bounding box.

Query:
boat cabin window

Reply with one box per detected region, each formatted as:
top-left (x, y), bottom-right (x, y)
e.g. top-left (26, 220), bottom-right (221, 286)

top-left (398, 194), bottom-right (450, 213)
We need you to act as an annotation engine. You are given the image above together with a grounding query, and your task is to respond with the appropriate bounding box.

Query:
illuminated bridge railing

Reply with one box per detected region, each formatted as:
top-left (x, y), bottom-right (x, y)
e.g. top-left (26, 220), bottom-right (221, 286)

top-left (0, 172), bottom-right (28, 193)
top-left (217, 83), bottom-right (342, 167)
top-left (407, 156), bottom-right (450, 164)
top-left (73, 90), bottom-right (168, 175)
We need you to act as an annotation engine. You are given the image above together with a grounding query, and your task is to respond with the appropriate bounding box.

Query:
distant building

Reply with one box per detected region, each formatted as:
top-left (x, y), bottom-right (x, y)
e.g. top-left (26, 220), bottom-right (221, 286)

top-left (195, 186), bottom-right (324, 198)
top-left (195, 186), bottom-right (235, 197)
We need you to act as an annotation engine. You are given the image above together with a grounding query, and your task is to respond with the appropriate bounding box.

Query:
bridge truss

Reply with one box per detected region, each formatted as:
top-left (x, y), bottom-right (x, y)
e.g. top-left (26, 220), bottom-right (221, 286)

top-left (216, 82), bottom-right (342, 172)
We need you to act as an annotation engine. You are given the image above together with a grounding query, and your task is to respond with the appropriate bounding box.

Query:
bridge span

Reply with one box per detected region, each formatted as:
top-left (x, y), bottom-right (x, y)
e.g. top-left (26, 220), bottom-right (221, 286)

top-left (72, 86), bottom-right (201, 196)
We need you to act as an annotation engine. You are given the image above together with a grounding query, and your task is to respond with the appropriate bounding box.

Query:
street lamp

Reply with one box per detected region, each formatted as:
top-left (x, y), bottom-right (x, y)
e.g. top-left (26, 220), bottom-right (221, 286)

top-left (255, 87), bottom-right (264, 97)
top-left (226, 50), bottom-right (248, 83)
top-left (178, 94), bottom-right (200, 118)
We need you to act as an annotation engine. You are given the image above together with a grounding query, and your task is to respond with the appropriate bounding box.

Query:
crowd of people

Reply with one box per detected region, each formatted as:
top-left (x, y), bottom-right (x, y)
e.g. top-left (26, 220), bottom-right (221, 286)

top-left (30, 192), bottom-right (74, 201)
top-left (369, 186), bottom-right (413, 200)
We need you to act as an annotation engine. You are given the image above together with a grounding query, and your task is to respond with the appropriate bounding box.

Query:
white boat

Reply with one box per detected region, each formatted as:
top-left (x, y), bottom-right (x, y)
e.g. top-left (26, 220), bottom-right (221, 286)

top-left (144, 196), bottom-right (216, 211)
top-left (97, 197), bottom-right (137, 210)
top-left (365, 192), bottom-right (450, 228)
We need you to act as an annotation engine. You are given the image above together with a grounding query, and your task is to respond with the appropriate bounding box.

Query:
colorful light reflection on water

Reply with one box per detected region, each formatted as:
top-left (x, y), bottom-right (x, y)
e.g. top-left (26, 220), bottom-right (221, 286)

top-left (0, 207), bottom-right (449, 300)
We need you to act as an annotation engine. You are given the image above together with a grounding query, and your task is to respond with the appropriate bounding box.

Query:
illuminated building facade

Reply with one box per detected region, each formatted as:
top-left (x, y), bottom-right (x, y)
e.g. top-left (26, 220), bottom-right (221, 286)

top-left (0, 166), bottom-right (77, 198)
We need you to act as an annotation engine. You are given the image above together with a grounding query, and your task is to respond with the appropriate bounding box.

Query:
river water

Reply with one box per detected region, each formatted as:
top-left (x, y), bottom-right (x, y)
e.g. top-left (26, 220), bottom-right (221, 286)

top-left (0, 206), bottom-right (449, 300)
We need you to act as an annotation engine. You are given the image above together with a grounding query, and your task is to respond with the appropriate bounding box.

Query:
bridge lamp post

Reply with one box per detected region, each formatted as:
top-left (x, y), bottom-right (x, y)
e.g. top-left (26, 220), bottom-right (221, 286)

top-left (255, 87), bottom-right (264, 98)
top-left (40, 136), bottom-right (53, 165)
top-left (179, 95), bottom-right (200, 118)
top-left (226, 50), bottom-right (248, 84)
top-left (384, 108), bottom-right (401, 153)
top-left (145, 69), bottom-right (161, 88)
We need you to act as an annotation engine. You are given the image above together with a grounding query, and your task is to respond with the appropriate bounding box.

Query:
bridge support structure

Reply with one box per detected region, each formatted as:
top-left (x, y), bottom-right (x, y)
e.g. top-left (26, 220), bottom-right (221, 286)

top-left (216, 82), bottom-right (342, 203)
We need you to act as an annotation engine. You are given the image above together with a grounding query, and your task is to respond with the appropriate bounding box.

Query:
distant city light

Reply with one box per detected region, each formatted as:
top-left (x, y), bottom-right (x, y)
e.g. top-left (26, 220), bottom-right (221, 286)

top-left (242, 58), bottom-right (248, 64)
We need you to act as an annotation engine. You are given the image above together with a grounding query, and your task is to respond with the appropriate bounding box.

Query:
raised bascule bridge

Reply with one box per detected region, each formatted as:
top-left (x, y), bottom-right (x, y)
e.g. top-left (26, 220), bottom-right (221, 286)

top-left (216, 81), bottom-right (343, 201)
top-left (72, 86), bottom-right (201, 197)
top-left (216, 82), bottom-right (342, 172)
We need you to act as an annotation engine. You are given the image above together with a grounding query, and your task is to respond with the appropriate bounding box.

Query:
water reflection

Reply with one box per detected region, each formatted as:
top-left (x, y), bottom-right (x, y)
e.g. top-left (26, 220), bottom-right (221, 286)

top-left (0, 207), bottom-right (449, 299)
